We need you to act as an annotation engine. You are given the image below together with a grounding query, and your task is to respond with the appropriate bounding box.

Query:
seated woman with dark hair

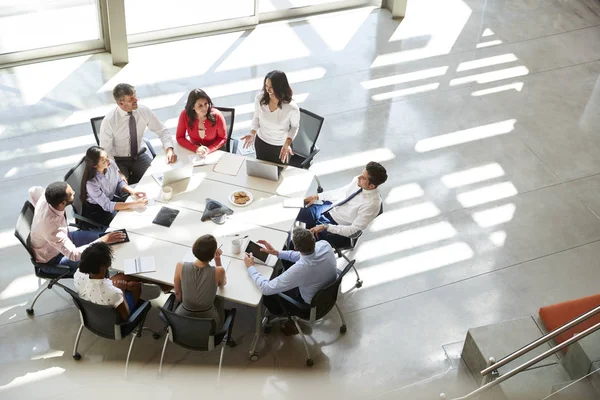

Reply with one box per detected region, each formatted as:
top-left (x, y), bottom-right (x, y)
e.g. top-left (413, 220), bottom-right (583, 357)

top-left (81, 146), bottom-right (148, 226)
top-left (176, 89), bottom-right (227, 156)
top-left (172, 234), bottom-right (227, 329)
top-left (74, 242), bottom-right (141, 320)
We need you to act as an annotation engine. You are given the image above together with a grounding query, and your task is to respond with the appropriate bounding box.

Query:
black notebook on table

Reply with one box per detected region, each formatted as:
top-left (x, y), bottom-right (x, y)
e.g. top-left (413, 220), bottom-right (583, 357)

top-left (152, 206), bottom-right (180, 227)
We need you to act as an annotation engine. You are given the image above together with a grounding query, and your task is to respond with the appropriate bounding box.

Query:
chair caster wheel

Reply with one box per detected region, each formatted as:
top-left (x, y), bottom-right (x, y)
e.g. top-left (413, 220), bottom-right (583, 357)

top-left (152, 333), bottom-right (161, 340)
top-left (250, 353), bottom-right (259, 362)
top-left (355, 280), bottom-right (363, 288)
top-left (306, 359), bottom-right (314, 367)
top-left (227, 339), bottom-right (237, 348)
top-left (26, 308), bottom-right (34, 316)
top-left (73, 353), bottom-right (81, 360)
top-left (263, 325), bottom-right (272, 334)
top-left (340, 325), bottom-right (347, 333)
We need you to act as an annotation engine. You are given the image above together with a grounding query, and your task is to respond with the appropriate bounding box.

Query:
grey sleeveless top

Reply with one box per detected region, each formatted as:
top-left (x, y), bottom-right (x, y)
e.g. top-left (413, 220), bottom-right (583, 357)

top-left (176, 262), bottom-right (223, 327)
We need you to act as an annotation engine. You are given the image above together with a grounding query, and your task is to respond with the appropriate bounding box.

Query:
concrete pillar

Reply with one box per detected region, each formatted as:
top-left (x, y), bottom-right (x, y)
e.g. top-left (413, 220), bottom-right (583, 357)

top-left (106, 0), bottom-right (128, 66)
top-left (381, 0), bottom-right (408, 19)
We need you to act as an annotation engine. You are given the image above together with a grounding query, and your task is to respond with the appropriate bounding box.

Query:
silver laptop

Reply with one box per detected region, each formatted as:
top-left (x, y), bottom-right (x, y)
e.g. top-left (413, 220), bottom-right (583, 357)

top-left (153, 163), bottom-right (193, 187)
top-left (246, 159), bottom-right (283, 181)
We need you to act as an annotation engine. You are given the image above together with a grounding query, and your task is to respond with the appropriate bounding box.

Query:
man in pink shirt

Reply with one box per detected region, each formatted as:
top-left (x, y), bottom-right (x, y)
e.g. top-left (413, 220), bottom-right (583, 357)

top-left (29, 182), bottom-right (125, 270)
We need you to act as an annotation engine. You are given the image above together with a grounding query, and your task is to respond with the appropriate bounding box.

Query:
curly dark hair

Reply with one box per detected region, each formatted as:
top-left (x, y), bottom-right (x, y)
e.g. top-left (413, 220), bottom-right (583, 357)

top-left (260, 70), bottom-right (293, 108)
top-left (185, 89), bottom-right (216, 129)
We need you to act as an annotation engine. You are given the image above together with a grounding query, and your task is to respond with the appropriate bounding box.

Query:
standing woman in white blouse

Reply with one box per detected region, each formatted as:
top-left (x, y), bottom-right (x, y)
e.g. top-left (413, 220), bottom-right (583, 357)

top-left (242, 70), bottom-right (300, 164)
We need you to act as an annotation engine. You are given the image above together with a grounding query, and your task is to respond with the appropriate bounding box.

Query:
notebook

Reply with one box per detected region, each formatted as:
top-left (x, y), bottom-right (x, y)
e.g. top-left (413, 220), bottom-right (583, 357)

top-left (213, 153), bottom-right (244, 176)
top-left (283, 197), bottom-right (304, 208)
top-left (188, 151), bottom-right (223, 167)
top-left (124, 256), bottom-right (156, 275)
top-left (152, 206), bottom-right (180, 227)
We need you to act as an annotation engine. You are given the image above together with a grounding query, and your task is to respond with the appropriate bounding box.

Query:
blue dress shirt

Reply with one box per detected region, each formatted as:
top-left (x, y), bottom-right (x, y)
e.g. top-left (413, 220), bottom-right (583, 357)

top-left (247, 241), bottom-right (337, 303)
top-left (86, 162), bottom-right (126, 212)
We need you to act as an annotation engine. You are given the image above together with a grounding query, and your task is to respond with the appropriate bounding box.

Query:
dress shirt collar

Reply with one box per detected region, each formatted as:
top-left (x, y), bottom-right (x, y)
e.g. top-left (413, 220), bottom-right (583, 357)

top-left (361, 186), bottom-right (380, 197)
top-left (48, 203), bottom-right (64, 218)
top-left (116, 106), bottom-right (134, 118)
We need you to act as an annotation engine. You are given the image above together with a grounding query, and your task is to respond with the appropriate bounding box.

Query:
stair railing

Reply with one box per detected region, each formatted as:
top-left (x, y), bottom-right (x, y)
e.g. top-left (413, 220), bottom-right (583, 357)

top-left (439, 304), bottom-right (600, 399)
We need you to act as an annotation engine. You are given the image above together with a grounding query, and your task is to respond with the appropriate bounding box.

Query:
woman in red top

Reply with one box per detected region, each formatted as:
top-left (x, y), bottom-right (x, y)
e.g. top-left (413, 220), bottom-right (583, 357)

top-left (176, 89), bottom-right (227, 156)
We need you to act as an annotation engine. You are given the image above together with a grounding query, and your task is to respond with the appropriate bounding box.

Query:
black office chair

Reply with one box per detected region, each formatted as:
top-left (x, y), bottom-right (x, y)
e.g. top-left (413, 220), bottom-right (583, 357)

top-left (14, 201), bottom-right (74, 316)
top-left (289, 108), bottom-right (323, 169)
top-left (158, 294), bottom-right (236, 382)
top-left (90, 116), bottom-right (157, 158)
top-left (215, 106), bottom-right (237, 154)
top-left (263, 260), bottom-right (354, 367)
top-left (62, 286), bottom-right (159, 376)
top-left (328, 203), bottom-right (384, 288)
top-left (64, 156), bottom-right (107, 231)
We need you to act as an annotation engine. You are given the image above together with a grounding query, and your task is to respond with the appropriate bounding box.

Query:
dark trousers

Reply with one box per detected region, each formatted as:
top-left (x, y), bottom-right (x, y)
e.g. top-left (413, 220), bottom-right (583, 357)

top-left (255, 135), bottom-right (289, 165)
top-left (263, 287), bottom-right (306, 316)
top-left (115, 150), bottom-right (152, 185)
top-left (296, 204), bottom-right (351, 249)
top-left (47, 230), bottom-right (101, 271)
top-left (82, 202), bottom-right (116, 227)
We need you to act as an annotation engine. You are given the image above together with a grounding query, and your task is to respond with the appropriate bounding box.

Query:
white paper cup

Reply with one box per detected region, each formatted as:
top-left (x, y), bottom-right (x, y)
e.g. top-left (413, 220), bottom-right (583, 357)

top-left (162, 186), bottom-right (173, 201)
top-left (231, 239), bottom-right (242, 254)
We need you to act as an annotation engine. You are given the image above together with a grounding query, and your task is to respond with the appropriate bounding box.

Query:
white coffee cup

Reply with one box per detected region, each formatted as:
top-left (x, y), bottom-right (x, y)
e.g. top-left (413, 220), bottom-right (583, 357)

top-left (162, 186), bottom-right (173, 201)
top-left (231, 239), bottom-right (242, 254)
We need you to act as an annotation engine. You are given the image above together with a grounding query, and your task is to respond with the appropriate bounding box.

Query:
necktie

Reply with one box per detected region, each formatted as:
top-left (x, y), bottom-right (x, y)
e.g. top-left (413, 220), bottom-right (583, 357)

top-left (322, 188), bottom-right (362, 214)
top-left (128, 112), bottom-right (138, 160)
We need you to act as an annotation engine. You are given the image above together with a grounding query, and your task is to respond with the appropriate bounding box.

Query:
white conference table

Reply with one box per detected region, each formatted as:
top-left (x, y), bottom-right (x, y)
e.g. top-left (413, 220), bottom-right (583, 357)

top-left (109, 146), bottom-right (315, 360)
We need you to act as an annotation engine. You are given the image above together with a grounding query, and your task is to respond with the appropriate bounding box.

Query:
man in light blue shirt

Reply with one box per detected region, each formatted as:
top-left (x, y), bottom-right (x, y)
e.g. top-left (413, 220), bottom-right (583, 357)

top-left (245, 227), bottom-right (337, 316)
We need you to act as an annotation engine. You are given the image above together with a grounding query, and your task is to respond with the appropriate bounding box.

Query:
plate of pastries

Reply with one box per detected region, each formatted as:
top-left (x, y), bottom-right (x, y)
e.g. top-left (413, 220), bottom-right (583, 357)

top-left (229, 190), bottom-right (254, 207)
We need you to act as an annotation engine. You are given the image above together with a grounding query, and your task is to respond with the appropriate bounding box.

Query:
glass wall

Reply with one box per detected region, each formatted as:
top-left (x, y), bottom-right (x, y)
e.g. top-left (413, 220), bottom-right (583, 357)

top-left (125, 0), bottom-right (255, 35)
top-left (0, 0), bottom-right (102, 58)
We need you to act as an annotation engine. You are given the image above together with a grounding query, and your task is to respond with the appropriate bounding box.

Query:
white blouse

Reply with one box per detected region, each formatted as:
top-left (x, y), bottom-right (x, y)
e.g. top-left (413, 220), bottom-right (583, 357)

top-left (250, 92), bottom-right (300, 146)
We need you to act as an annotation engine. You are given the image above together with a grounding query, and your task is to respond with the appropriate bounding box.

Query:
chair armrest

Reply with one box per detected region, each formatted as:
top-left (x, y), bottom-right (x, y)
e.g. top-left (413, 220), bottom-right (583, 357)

top-left (71, 212), bottom-right (107, 231)
top-left (163, 293), bottom-right (177, 311)
top-left (216, 308), bottom-right (236, 337)
top-left (47, 269), bottom-right (73, 289)
top-left (277, 292), bottom-right (311, 310)
top-left (299, 146), bottom-right (320, 169)
top-left (120, 300), bottom-right (151, 327)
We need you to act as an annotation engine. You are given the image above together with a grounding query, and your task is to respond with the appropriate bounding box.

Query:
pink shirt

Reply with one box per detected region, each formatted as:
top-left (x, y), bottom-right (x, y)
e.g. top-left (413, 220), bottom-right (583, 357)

top-left (29, 186), bottom-right (96, 263)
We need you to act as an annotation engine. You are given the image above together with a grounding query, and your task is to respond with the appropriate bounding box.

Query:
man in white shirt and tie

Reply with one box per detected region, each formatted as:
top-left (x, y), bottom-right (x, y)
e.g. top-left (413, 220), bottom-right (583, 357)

top-left (100, 83), bottom-right (177, 184)
top-left (297, 161), bottom-right (387, 248)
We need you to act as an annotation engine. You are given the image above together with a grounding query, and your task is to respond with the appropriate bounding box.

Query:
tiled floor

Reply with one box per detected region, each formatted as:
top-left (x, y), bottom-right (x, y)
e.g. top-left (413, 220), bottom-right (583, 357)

top-left (2, 1), bottom-right (600, 398)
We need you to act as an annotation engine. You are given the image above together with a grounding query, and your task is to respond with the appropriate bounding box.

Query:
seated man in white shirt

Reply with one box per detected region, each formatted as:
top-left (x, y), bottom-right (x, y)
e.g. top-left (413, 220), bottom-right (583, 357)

top-left (74, 242), bottom-right (141, 320)
top-left (100, 83), bottom-right (178, 184)
top-left (244, 228), bottom-right (337, 325)
top-left (297, 161), bottom-right (387, 248)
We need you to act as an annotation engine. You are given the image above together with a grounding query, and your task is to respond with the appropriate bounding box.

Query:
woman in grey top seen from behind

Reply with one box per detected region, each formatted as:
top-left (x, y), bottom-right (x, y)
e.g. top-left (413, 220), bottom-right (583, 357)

top-left (172, 234), bottom-right (227, 328)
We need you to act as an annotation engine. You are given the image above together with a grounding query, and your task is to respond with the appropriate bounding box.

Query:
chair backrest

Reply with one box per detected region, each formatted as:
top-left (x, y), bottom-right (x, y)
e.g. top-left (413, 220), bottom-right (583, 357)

top-left (64, 156), bottom-right (87, 215)
top-left (215, 107), bottom-right (235, 153)
top-left (310, 260), bottom-right (356, 320)
top-left (90, 116), bottom-right (104, 146)
top-left (293, 108), bottom-right (324, 159)
top-left (63, 286), bottom-right (122, 340)
top-left (159, 306), bottom-right (217, 351)
top-left (14, 201), bottom-right (36, 260)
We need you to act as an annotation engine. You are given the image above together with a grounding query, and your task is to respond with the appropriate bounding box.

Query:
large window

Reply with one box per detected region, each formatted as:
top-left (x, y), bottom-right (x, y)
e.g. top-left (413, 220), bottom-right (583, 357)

top-left (125, 0), bottom-right (255, 35)
top-left (0, 0), bottom-right (102, 60)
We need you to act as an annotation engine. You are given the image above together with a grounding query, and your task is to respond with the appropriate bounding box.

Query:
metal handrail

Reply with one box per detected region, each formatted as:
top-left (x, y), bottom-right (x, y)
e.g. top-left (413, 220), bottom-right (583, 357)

top-left (439, 320), bottom-right (600, 400)
top-left (481, 303), bottom-right (600, 376)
